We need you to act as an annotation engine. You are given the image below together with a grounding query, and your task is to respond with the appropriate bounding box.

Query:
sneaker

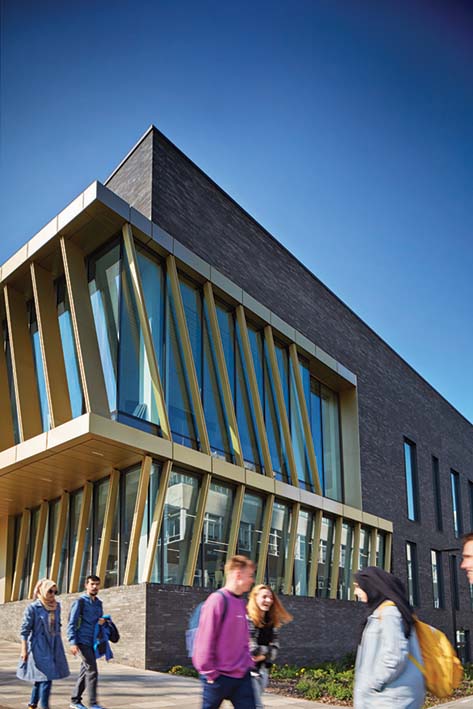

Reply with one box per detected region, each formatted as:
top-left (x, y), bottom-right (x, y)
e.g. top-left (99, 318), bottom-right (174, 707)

top-left (90, 705), bottom-right (106, 709)
top-left (70, 704), bottom-right (88, 709)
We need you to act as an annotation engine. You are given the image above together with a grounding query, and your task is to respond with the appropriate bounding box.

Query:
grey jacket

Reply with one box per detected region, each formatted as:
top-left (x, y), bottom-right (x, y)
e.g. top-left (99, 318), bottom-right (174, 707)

top-left (354, 603), bottom-right (425, 709)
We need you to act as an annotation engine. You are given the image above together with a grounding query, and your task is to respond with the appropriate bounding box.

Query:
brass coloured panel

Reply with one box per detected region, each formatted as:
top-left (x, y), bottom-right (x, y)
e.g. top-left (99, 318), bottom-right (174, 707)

top-left (123, 456), bottom-right (152, 585)
top-left (0, 318), bottom-right (15, 450)
top-left (184, 472), bottom-right (211, 586)
top-left (69, 481), bottom-right (93, 593)
top-left (255, 493), bottom-right (275, 584)
top-left (283, 502), bottom-right (300, 595)
top-left (308, 508), bottom-right (323, 597)
top-left (50, 492), bottom-right (69, 582)
top-left (10, 509), bottom-right (30, 602)
top-left (329, 516), bottom-right (343, 600)
top-left (28, 500), bottom-right (49, 598)
top-left (96, 469), bottom-right (120, 581)
top-left (142, 459), bottom-right (172, 583)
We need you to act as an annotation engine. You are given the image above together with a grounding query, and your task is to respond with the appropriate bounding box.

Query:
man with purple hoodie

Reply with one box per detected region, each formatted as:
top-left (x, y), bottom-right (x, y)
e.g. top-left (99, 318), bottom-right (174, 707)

top-left (193, 555), bottom-right (256, 709)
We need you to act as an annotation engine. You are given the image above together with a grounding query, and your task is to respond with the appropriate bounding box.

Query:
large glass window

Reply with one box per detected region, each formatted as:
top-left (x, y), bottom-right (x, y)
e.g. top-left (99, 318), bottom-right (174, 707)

top-left (68, 489), bottom-right (84, 587)
top-left (195, 480), bottom-right (234, 589)
top-left (431, 550), bottom-right (444, 609)
top-left (20, 508), bottom-right (40, 600)
top-left (338, 521), bottom-right (355, 600)
top-left (432, 456), bottom-right (443, 532)
top-left (28, 302), bottom-right (50, 431)
top-left (237, 491), bottom-right (265, 568)
top-left (3, 322), bottom-right (20, 443)
top-left (317, 515), bottom-right (335, 598)
top-left (358, 526), bottom-right (371, 569)
top-left (267, 500), bottom-right (291, 593)
top-left (90, 477), bottom-right (110, 574)
top-left (88, 242), bottom-right (120, 413)
top-left (404, 439), bottom-right (419, 521)
top-left (234, 316), bottom-right (263, 472)
top-left (158, 470), bottom-right (201, 585)
top-left (451, 470), bottom-right (462, 538)
top-left (119, 465), bottom-right (141, 582)
top-left (376, 532), bottom-right (386, 568)
top-left (56, 278), bottom-right (84, 418)
top-left (262, 334), bottom-right (290, 482)
top-left (290, 357), bottom-right (313, 491)
top-left (293, 509), bottom-right (313, 596)
top-left (406, 541), bottom-right (419, 606)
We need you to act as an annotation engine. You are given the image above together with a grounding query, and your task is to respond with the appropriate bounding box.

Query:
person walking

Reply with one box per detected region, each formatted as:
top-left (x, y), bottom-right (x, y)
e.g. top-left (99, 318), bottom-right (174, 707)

top-left (353, 566), bottom-right (425, 708)
top-left (17, 578), bottom-right (70, 709)
top-left (247, 584), bottom-right (292, 709)
top-left (193, 555), bottom-right (256, 709)
top-left (67, 574), bottom-right (106, 709)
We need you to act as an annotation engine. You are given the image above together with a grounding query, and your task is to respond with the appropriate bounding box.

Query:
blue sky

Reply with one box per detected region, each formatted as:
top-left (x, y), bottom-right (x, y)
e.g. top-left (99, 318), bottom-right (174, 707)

top-left (1, 0), bottom-right (472, 421)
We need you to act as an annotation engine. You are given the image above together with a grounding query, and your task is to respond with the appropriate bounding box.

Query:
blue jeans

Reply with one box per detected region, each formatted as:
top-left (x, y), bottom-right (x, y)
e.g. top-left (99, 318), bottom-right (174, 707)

top-left (201, 672), bottom-right (256, 709)
top-left (29, 680), bottom-right (52, 708)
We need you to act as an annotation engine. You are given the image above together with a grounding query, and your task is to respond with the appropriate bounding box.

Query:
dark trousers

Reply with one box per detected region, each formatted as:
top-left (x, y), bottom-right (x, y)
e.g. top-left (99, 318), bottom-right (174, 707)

top-left (71, 643), bottom-right (98, 705)
top-left (29, 680), bottom-right (52, 708)
top-left (201, 672), bottom-right (256, 709)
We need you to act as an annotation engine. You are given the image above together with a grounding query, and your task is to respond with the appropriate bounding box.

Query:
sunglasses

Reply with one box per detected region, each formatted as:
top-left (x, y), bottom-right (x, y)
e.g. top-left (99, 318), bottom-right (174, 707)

top-left (47, 589), bottom-right (58, 595)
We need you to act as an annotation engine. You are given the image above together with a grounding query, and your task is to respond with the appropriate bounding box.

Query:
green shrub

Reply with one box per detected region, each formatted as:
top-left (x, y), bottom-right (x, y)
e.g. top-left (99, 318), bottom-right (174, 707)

top-left (168, 664), bottom-right (198, 677)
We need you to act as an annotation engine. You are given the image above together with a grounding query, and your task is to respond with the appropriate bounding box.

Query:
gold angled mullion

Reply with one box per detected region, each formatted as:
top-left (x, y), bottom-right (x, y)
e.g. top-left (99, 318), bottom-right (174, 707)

top-left (289, 344), bottom-right (322, 494)
top-left (283, 502), bottom-right (300, 595)
top-left (351, 522), bottom-right (361, 598)
top-left (226, 484), bottom-right (245, 559)
top-left (124, 456), bottom-right (152, 585)
top-left (184, 472), bottom-right (212, 586)
top-left (122, 224), bottom-right (171, 439)
top-left (308, 508), bottom-right (323, 597)
top-left (264, 326), bottom-right (298, 486)
top-left (235, 306), bottom-right (273, 477)
top-left (28, 501), bottom-right (49, 598)
top-left (4, 285), bottom-right (42, 441)
top-left (31, 263), bottom-right (72, 427)
top-left (255, 493), bottom-right (275, 584)
top-left (369, 527), bottom-right (378, 566)
top-left (50, 492), bottom-right (69, 583)
top-left (96, 470), bottom-right (120, 581)
top-left (329, 516), bottom-right (343, 600)
top-left (69, 482), bottom-right (93, 593)
top-left (142, 460), bottom-right (172, 583)
top-left (384, 533), bottom-right (392, 572)
top-left (166, 255), bottom-right (210, 453)
top-left (60, 238), bottom-right (109, 417)
top-left (203, 282), bottom-right (243, 466)
top-left (10, 510), bottom-right (30, 602)
top-left (0, 324), bottom-right (15, 450)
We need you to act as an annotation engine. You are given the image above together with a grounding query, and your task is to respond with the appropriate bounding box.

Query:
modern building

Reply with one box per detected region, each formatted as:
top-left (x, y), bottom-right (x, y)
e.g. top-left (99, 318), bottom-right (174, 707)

top-left (0, 126), bottom-right (472, 668)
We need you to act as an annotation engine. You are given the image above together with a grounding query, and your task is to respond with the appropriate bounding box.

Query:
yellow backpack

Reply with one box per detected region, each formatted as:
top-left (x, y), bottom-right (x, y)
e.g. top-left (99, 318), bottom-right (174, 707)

top-left (379, 601), bottom-right (463, 698)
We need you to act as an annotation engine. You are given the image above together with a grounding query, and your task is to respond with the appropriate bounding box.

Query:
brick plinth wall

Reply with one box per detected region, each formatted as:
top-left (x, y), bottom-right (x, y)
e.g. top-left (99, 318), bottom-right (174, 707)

top-left (0, 584), bottom-right (367, 671)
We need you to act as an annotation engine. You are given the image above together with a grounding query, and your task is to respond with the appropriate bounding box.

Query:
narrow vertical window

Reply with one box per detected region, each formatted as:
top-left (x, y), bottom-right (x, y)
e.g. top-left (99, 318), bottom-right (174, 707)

top-left (195, 480), bottom-right (234, 588)
top-left (432, 456), bottom-right (443, 532)
top-left (358, 526), bottom-right (371, 569)
top-left (406, 541), bottom-right (419, 606)
top-left (321, 385), bottom-right (342, 501)
top-left (376, 532), bottom-right (386, 568)
top-left (290, 356), bottom-right (313, 491)
top-left (451, 470), bottom-right (462, 538)
top-left (456, 629), bottom-right (470, 665)
top-left (56, 278), bottom-right (85, 418)
top-left (403, 439), bottom-right (419, 521)
top-left (237, 491), bottom-right (265, 568)
top-left (293, 509), bottom-right (313, 596)
top-left (317, 515), bottom-right (335, 598)
top-left (451, 553), bottom-right (460, 611)
top-left (338, 521), bottom-right (355, 600)
top-left (28, 301), bottom-right (50, 432)
top-left (266, 500), bottom-right (291, 592)
top-left (431, 550), bottom-right (444, 609)
top-left (3, 321), bottom-right (20, 443)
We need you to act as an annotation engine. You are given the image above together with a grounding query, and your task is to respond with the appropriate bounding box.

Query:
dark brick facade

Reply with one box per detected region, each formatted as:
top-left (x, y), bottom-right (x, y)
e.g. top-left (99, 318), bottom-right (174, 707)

top-left (103, 127), bottom-right (473, 654)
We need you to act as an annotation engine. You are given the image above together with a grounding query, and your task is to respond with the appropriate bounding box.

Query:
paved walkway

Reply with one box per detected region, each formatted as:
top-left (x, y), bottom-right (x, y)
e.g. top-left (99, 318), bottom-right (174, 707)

top-left (0, 640), bottom-right (341, 708)
top-left (1, 640), bottom-right (472, 709)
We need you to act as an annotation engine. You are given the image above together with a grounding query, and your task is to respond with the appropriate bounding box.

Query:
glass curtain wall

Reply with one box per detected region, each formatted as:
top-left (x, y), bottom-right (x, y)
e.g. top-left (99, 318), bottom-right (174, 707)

top-left (28, 302), bottom-right (50, 431)
top-left (2, 322), bottom-right (20, 443)
top-left (338, 521), bottom-right (355, 599)
top-left (290, 356), bottom-right (313, 490)
top-left (293, 509), bottom-right (313, 595)
top-left (237, 492), bottom-right (265, 567)
top-left (358, 526), bottom-right (371, 569)
top-left (19, 508), bottom-right (39, 600)
top-left (376, 532), bottom-right (386, 568)
top-left (56, 278), bottom-right (84, 418)
top-left (195, 480), bottom-right (234, 588)
top-left (317, 515), bottom-right (335, 598)
top-left (267, 500), bottom-right (291, 592)
top-left (260, 332), bottom-right (289, 482)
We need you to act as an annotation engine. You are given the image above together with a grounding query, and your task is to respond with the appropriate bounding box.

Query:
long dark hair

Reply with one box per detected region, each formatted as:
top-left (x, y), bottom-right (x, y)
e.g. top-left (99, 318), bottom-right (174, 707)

top-left (355, 566), bottom-right (415, 638)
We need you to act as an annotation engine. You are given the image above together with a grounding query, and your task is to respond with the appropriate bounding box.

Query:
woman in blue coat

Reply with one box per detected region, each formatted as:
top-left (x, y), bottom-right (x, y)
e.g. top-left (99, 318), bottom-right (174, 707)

top-left (17, 578), bottom-right (70, 709)
top-left (353, 567), bottom-right (425, 709)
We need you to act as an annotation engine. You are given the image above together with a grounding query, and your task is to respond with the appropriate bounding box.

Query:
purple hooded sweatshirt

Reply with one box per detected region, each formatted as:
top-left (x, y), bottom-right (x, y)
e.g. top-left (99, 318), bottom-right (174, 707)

top-left (193, 588), bottom-right (253, 681)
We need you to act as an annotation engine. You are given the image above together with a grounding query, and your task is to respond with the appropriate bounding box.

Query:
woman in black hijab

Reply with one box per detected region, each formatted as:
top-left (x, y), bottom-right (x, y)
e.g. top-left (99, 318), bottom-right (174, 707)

top-left (353, 566), bottom-right (425, 709)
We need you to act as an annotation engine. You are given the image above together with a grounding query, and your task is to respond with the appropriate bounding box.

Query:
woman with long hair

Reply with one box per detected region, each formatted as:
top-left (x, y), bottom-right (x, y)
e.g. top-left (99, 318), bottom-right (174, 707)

top-left (17, 578), bottom-right (69, 709)
top-left (353, 566), bottom-right (425, 708)
top-left (247, 584), bottom-right (292, 709)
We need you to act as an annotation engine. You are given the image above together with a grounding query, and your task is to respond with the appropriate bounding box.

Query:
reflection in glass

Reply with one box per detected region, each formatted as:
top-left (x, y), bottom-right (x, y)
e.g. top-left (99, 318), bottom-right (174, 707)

top-left (134, 461), bottom-right (160, 584)
top-left (79, 495), bottom-right (93, 590)
top-left (28, 302), bottom-right (50, 432)
top-left (158, 470), bottom-right (201, 584)
top-left (57, 500), bottom-right (71, 594)
top-left (118, 252), bottom-right (162, 428)
top-left (263, 335), bottom-right (289, 482)
top-left (46, 499), bottom-right (60, 578)
top-left (57, 278), bottom-right (84, 418)
top-left (406, 541), bottom-right (418, 606)
top-left (68, 490), bottom-right (83, 588)
top-left (235, 319), bottom-right (263, 472)
top-left (91, 477), bottom-right (110, 574)
top-left (317, 516), bottom-right (335, 598)
top-left (309, 377), bottom-right (324, 491)
top-left (338, 522), bottom-right (354, 600)
top-left (267, 500), bottom-right (291, 593)
top-left (3, 322), bottom-right (20, 443)
top-left (19, 510), bottom-right (36, 600)
top-left (451, 470), bottom-right (462, 538)
top-left (88, 243), bottom-right (120, 413)
top-left (431, 550), bottom-right (444, 609)
top-left (404, 440), bottom-right (419, 522)
top-left (290, 357), bottom-right (312, 490)
top-left (358, 527), bottom-right (371, 570)
top-left (293, 509), bottom-right (313, 596)
top-left (321, 385), bottom-right (342, 501)
top-left (237, 492), bottom-right (265, 568)
top-left (196, 480), bottom-right (234, 588)
top-left (119, 466), bottom-right (141, 582)
top-left (165, 275), bottom-right (198, 448)
top-left (376, 532), bottom-right (386, 568)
